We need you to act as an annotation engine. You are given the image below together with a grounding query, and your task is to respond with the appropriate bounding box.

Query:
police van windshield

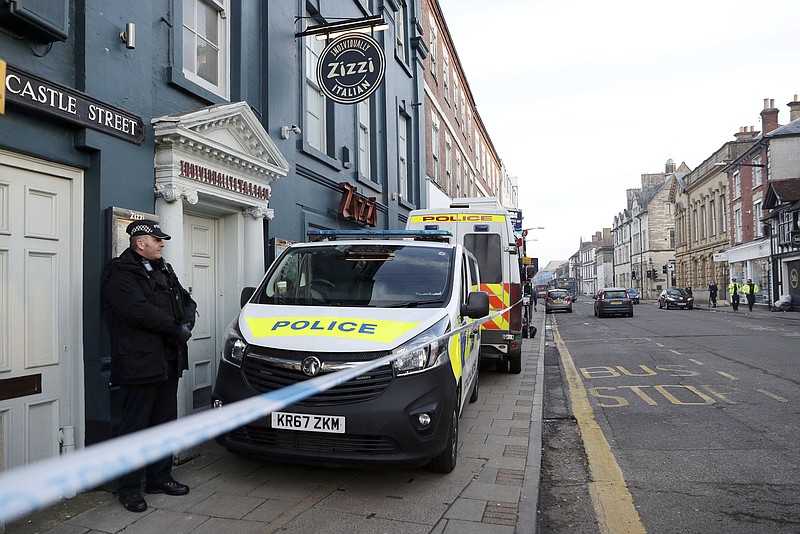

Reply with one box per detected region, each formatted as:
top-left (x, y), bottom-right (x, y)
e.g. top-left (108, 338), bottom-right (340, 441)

top-left (256, 244), bottom-right (454, 307)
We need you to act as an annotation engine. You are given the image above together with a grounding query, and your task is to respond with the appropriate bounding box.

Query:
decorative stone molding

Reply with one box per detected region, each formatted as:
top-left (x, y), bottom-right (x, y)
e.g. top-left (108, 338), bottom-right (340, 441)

top-left (244, 206), bottom-right (274, 220)
top-left (155, 183), bottom-right (199, 204)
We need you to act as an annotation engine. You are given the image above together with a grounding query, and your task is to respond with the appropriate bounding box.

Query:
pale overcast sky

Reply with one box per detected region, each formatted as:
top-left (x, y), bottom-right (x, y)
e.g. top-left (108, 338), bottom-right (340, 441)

top-left (437, 0), bottom-right (800, 267)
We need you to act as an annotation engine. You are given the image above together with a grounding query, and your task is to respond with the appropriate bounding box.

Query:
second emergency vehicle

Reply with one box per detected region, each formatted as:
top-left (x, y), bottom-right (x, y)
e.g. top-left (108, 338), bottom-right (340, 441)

top-left (406, 198), bottom-right (524, 373)
top-left (212, 230), bottom-right (488, 473)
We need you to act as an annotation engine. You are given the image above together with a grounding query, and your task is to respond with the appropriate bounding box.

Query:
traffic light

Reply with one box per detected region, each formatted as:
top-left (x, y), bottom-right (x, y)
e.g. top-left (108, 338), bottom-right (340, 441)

top-left (631, 270), bottom-right (637, 280)
top-left (662, 264), bottom-right (668, 274)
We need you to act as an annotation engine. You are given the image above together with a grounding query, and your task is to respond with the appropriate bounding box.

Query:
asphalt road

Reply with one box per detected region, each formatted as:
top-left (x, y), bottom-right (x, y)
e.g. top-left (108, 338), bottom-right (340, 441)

top-left (544, 298), bottom-right (800, 533)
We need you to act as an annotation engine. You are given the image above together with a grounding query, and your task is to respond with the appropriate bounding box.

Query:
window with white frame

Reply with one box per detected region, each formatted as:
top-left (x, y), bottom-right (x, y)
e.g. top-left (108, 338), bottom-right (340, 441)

top-left (305, 33), bottom-right (326, 152)
top-left (431, 116), bottom-right (440, 185)
top-left (734, 208), bottom-right (742, 243)
top-left (753, 157), bottom-right (762, 187)
top-left (453, 76), bottom-right (459, 120)
top-left (720, 194), bottom-right (727, 232)
top-left (443, 51), bottom-right (450, 104)
top-left (754, 201), bottom-right (762, 236)
top-left (701, 205), bottom-right (707, 239)
top-left (182, 0), bottom-right (229, 97)
top-left (455, 151), bottom-right (462, 193)
top-left (693, 208), bottom-right (699, 241)
top-left (445, 135), bottom-right (452, 193)
top-left (358, 99), bottom-right (371, 181)
top-left (429, 16), bottom-right (438, 80)
top-left (395, 2), bottom-right (407, 63)
top-left (710, 199), bottom-right (717, 236)
top-left (778, 211), bottom-right (795, 244)
top-left (460, 90), bottom-right (466, 134)
top-left (733, 171), bottom-right (741, 198)
top-left (398, 113), bottom-right (409, 199)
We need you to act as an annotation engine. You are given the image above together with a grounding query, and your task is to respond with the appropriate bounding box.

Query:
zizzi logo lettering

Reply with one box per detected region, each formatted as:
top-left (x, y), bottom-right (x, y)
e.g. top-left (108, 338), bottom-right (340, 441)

top-left (317, 33), bottom-right (386, 104)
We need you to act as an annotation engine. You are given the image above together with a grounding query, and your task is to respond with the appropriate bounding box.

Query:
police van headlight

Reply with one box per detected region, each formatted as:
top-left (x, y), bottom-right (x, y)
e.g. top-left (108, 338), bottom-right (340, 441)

top-left (221, 324), bottom-right (248, 367)
top-left (393, 317), bottom-right (450, 376)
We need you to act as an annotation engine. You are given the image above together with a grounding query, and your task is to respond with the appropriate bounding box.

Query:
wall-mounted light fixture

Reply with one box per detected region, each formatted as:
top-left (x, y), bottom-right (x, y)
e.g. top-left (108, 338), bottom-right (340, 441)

top-left (342, 146), bottom-right (352, 169)
top-left (280, 124), bottom-right (301, 139)
top-left (295, 14), bottom-right (388, 41)
top-left (120, 22), bottom-right (136, 49)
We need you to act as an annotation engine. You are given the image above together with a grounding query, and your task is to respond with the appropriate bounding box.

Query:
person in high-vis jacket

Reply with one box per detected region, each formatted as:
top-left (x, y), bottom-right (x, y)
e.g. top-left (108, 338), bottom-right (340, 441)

top-left (741, 278), bottom-right (759, 312)
top-left (729, 278), bottom-right (741, 311)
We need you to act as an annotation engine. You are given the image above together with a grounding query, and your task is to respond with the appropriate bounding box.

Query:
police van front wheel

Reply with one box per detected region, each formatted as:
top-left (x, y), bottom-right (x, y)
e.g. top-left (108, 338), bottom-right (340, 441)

top-left (427, 397), bottom-right (459, 473)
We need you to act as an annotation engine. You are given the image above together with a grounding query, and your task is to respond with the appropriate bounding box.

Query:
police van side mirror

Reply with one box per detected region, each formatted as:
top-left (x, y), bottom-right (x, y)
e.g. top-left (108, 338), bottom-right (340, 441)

top-left (240, 287), bottom-right (256, 307)
top-left (462, 291), bottom-right (490, 318)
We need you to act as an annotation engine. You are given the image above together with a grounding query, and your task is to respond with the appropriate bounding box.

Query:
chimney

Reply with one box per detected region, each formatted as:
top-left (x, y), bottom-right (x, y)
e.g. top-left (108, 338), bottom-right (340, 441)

top-left (734, 125), bottom-right (759, 141)
top-left (760, 98), bottom-right (779, 133)
top-left (789, 94), bottom-right (800, 122)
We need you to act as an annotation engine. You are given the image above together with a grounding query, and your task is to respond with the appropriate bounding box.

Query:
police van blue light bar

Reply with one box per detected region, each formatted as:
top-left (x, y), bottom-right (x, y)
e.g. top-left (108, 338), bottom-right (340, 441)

top-left (474, 224), bottom-right (490, 232)
top-left (308, 229), bottom-right (452, 240)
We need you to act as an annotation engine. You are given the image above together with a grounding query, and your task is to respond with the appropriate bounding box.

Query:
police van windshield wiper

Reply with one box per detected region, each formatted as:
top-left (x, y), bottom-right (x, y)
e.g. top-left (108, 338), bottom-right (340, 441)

top-left (384, 298), bottom-right (444, 308)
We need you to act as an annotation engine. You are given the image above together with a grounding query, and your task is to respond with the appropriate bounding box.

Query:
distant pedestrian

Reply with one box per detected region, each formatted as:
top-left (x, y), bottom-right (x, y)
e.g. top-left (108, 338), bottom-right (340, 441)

top-left (708, 281), bottom-right (718, 307)
top-left (532, 285), bottom-right (538, 311)
top-left (684, 286), bottom-right (693, 297)
top-left (729, 278), bottom-right (741, 311)
top-left (742, 278), bottom-right (759, 312)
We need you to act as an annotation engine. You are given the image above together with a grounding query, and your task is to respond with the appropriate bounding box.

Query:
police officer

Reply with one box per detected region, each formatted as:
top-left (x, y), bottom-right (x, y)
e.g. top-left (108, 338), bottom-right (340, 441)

top-left (742, 278), bottom-right (760, 312)
top-left (103, 220), bottom-right (197, 512)
top-left (729, 278), bottom-right (741, 311)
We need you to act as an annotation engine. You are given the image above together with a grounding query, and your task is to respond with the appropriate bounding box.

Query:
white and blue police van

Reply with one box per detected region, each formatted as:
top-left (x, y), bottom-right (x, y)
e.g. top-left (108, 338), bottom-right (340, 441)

top-left (212, 230), bottom-right (488, 472)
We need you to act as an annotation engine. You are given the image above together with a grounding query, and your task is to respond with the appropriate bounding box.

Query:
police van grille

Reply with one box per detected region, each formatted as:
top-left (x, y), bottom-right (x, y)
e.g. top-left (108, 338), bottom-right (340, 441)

top-left (242, 348), bottom-right (394, 406)
top-left (230, 426), bottom-right (398, 454)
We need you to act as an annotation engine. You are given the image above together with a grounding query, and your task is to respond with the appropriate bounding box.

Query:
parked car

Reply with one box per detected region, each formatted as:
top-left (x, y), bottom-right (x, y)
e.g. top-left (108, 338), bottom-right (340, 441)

top-left (545, 289), bottom-right (573, 313)
top-left (535, 284), bottom-right (548, 299)
top-left (658, 288), bottom-right (694, 310)
top-left (594, 288), bottom-right (634, 317)
top-left (626, 288), bottom-right (640, 304)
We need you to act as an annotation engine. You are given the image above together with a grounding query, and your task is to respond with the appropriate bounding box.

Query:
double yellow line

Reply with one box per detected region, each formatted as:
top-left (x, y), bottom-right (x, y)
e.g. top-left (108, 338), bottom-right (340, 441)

top-left (552, 321), bottom-right (647, 534)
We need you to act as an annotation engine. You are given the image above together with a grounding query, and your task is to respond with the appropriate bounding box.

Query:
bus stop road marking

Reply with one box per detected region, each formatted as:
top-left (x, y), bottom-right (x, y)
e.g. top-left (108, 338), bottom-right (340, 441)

top-left (553, 322), bottom-right (646, 534)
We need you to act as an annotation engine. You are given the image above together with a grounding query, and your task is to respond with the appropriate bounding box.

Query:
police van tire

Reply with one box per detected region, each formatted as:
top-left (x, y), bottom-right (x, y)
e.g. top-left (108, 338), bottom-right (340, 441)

top-left (496, 359), bottom-right (509, 373)
top-left (427, 396), bottom-right (459, 473)
top-left (509, 353), bottom-right (522, 374)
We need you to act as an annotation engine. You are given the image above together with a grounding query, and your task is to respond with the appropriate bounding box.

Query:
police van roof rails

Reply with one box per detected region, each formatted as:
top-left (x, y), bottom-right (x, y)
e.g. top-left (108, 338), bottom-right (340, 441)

top-left (307, 229), bottom-right (452, 242)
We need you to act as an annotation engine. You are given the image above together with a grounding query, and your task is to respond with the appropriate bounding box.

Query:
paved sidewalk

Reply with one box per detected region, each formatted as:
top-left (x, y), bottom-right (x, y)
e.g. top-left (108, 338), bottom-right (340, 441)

top-left (5, 313), bottom-right (546, 534)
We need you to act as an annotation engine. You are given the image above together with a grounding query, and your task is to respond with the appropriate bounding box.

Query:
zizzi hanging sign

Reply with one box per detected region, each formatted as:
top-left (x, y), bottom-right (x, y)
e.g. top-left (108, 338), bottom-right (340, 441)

top-left (317, 33), bottom-right (385, 104)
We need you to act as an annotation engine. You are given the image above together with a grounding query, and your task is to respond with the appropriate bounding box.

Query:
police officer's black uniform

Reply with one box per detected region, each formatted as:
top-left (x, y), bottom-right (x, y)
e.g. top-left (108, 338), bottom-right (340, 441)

top-left (103, 221), bottom-right (196, 512)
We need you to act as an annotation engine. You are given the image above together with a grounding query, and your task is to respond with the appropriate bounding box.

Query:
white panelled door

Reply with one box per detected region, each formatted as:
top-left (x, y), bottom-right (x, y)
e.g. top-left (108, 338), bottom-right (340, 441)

top-left (183, 215), bottom-right (218, 411)
top-left (0, 151), bottom-right (82, 471)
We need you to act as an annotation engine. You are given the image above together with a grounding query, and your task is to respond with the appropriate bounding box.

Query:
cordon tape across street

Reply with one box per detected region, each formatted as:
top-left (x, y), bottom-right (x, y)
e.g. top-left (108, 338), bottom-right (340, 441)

top-left (0, 301), bottom-right (520, 525)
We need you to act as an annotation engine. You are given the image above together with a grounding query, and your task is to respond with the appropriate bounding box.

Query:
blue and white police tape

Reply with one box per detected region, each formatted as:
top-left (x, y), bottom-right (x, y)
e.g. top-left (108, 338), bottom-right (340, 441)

top-left (0, 302), bottom-right (519, 524)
